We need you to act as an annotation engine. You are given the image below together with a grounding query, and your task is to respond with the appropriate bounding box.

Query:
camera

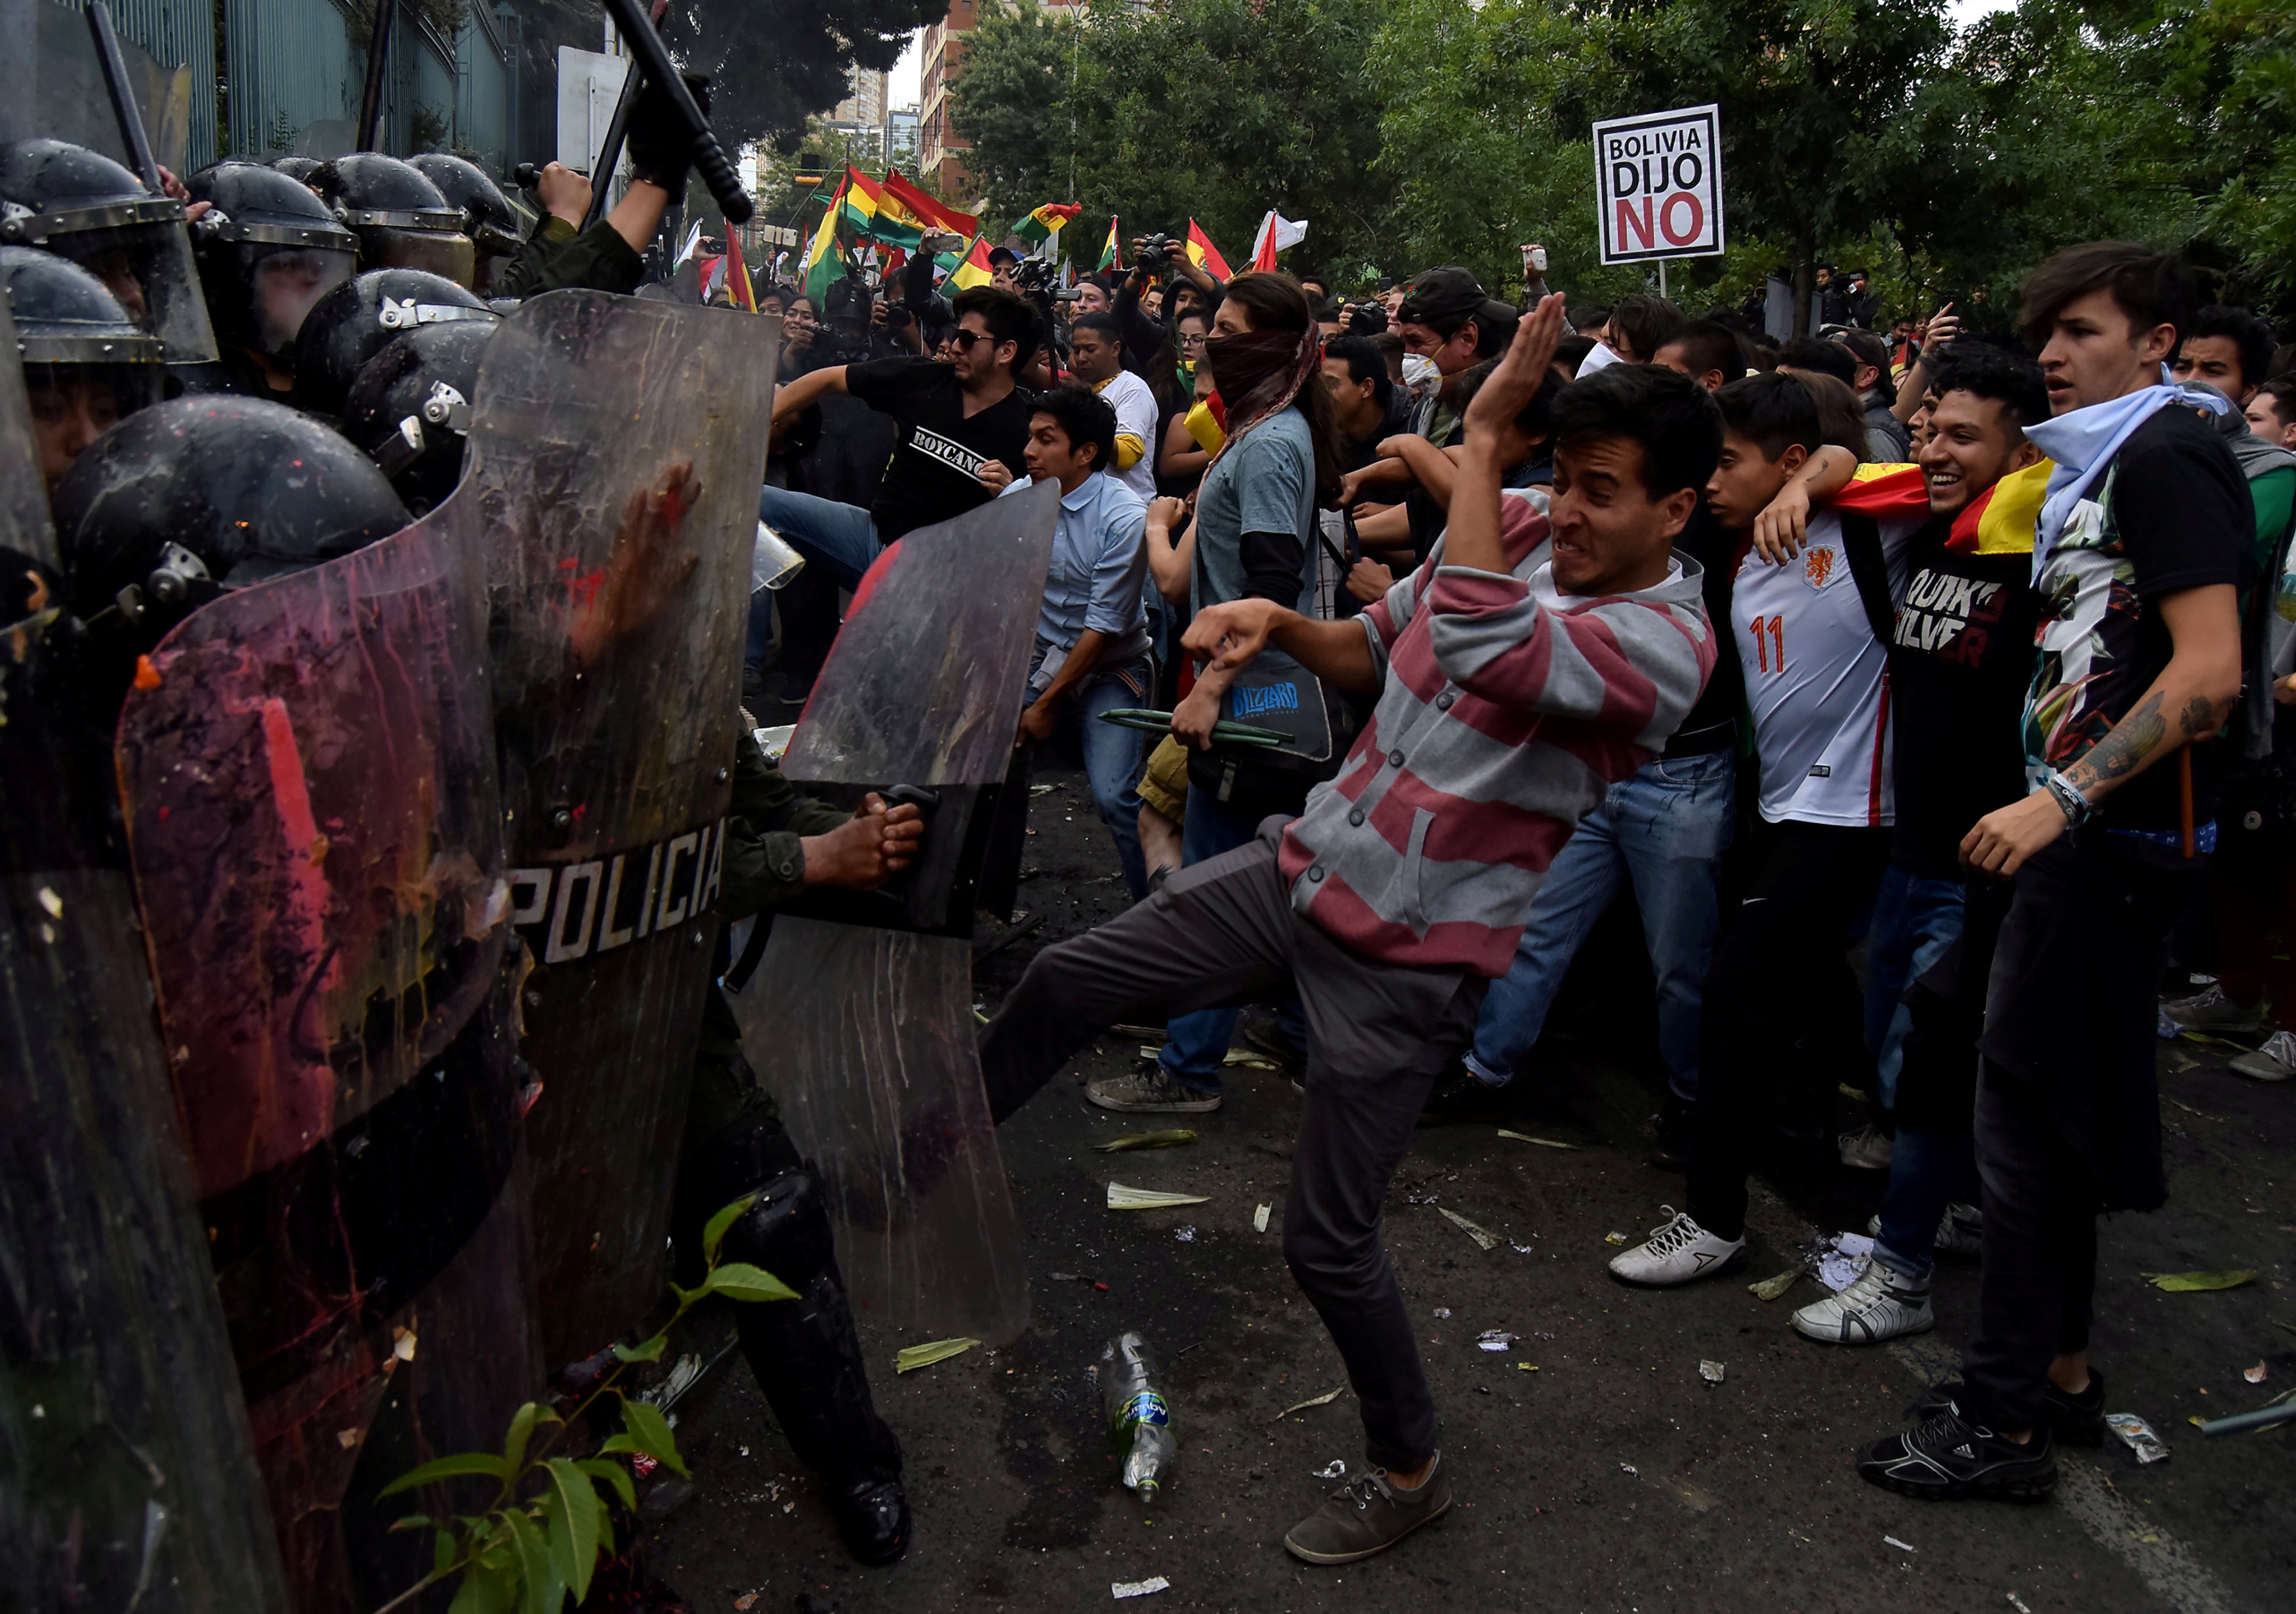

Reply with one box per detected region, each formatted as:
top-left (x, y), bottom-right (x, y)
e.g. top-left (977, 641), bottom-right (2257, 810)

top-left (1134, 233), bottom-right (1177, 267)
top-left (1011, 258), bottom-right (1053, 290)
top-left (886, 304), bottom-right (915, 329)
top-left (1051, 286), bottom-right (1082, 305)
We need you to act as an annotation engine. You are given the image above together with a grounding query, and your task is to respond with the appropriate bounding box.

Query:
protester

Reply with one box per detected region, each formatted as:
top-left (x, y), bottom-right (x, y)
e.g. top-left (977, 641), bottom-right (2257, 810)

top-left (1853, 242), bottom-right (2246, 1502)
top-left (2245, 375), bottom-right (2296, 447)
top-left (1394, 266), bottom-right (1518, 445)
top-left (977, 303), bottom-right (1721, 1565)
top-left (1836, 328), bottom-right (1915, 460)
top-left (2171, 303), bottom-right (2275, 404)
top-left (1069, 311), bottom-right (1159, 502)
top-left (1007, 382), bottom-right (1154, 897)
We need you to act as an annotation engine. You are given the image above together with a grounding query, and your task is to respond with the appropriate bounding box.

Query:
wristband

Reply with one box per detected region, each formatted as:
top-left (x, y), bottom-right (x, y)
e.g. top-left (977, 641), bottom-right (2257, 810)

top-left (2044, 769), bottom-right (2091, 826)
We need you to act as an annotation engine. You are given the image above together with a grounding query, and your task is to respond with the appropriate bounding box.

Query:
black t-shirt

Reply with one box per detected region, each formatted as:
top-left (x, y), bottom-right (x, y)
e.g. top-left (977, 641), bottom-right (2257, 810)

top-left (1890, 519), bottom-right (2041, 878)
top-left (1668, 499), bottom-right (1743, 754)
top-left (842, 357), bottom-right (1036, 543)
top-left (2026, 406), bottom-right (2249, 836)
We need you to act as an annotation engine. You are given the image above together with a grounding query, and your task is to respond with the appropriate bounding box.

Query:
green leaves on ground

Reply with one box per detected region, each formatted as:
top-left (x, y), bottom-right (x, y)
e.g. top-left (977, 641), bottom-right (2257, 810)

top-left (2146, 1269), bottom-right (2260, 1291)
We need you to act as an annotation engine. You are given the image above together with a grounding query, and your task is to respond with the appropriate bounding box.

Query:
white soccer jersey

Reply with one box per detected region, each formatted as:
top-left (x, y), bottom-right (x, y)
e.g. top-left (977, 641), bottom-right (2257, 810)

top-left (1731, 507), bottom-right (1922, 826)
top-left (1096, 368), bottom-right (1160, 503)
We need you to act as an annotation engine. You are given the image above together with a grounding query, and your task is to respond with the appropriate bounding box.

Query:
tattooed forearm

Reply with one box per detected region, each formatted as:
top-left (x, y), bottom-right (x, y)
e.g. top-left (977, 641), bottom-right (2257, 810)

top-left (2063, 691), bottom-right (2165, 795)
top-left (2178, 692), bottom-right (2224, 738)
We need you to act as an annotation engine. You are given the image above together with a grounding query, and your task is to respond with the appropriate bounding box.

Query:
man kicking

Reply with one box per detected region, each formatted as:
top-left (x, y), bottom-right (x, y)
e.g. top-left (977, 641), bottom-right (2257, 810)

top-left (977, 300), bottom-right (1721, 1564)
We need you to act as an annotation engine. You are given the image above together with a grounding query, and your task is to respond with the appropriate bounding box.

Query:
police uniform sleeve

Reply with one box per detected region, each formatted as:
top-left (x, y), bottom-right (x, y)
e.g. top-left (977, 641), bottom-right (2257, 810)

top-left (498, 217), bottom-right (646, 300)
top-left (720, 727), bottom-right (850, 920)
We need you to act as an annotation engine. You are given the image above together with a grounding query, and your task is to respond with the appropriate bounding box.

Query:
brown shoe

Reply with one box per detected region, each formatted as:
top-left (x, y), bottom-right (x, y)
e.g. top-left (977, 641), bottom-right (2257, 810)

top-left (1281, 1456), bottom-right (1452, 1565)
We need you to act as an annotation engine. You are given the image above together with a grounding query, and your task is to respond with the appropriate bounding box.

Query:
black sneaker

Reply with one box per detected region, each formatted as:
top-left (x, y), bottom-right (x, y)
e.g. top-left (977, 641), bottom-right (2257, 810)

top-left (1856, 1402), bottom-right (2057, 1500)
top-left (1912, 1371), bottom-right (2106, 1447)
top-left (1416, 1065), bottom-right (1507, 1126)
top-left (1647, 1093), bottom-right (1692, 1171)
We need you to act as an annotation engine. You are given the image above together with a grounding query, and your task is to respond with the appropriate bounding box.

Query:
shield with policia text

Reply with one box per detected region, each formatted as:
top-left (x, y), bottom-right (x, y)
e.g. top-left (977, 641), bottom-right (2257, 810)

top-left (730, 479), bottom-right (1058, 1345)
top-left (113, 354), bottom-right (539, 1601)
top-left (480, 289), bottom-right (778, 1366)
top-left (0, 297), bottom-right (291, 1613)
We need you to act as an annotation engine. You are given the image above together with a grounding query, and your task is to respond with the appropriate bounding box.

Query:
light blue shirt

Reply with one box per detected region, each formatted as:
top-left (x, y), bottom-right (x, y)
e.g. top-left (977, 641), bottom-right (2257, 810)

top-left (1002, 470), bottom-right (1151, 668)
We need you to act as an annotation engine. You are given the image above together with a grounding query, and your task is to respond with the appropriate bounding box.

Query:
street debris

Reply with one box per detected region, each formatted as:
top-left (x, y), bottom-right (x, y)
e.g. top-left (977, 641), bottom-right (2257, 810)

top-left (1496, 1129), bottom-right (1578, 1149)
top-left (2007, 1593), bottom-right (2033, 1614)
top-left (2144, 1269), bottom-right (2257, 1291)
top-left (1884, 1536), bottom-right (1915, 1552)
top-left (1111, 1577), bottom-right (1170, 1599)
top-left (1223, 1047), bottom-right (1280, 1069)
top-left (391, 1325), bottom-right (417, 1362)
top-left (1698, 1360), bottom-right (1726, 1385)
top-left (1174, 1226), bottom-right (1196, 1243)
top-left (1313, 1459), bottom-right (1347, 1479)
top-left (2106, 1412), bottom-right (2170, 1463)
top-left (1048, 1272), bottom-right (1111, 1291)
top-left (2244, 1361), bottom-right (2268, 1384)
top-left (1604, 1231), bottom-right (1628, 1246)
top-left (734, 1593), bottom-right (759, 1609)
top-left (1437, 1206), bottom-right (1500, 1250)
top-left (1517, 1363), bottom-right (1539, 1372)
top-left (2195, 1388), bottom-right (2296, 1436)
top-left (1273, 1386), bottom-right (1345, 1421)
top-left (1096, 1129), bottom-right (1198, 1153)
top-left (1102, 1332), bottom-right (1176, 1495)
top-left (895, 1338), bottom-right (981, 1373)
top-left (1107, 1182), bottom-right (1211, 1210)
top-left (1750, 1268), bottom-right (1803, 1301)
top-left (1620, 1463), bottom-right (1639, 1477)
top-left (1254, 1203), bottom-right (1271, 1233)
top-left (640, 1352), bottom-right (705, 1408)
top-left (1814, 1231), bottom-right (1874, 1292)
top-left (1477, 1329), bottom-right (1517, 1352)
top-left (1431, 1307), bottom-right (1452, 1320)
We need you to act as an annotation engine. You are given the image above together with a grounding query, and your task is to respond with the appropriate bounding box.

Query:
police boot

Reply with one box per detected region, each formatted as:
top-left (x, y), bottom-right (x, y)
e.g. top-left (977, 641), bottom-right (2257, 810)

top-left (680, 1112), bottom-right (911, 1564)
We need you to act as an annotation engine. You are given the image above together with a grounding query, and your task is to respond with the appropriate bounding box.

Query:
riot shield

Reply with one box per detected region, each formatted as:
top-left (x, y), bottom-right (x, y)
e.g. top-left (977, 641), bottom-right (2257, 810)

top-left (115, 418), bottom-right (537, 1602)
top-left (0, 299), bottom-right (290, 1609)
top-left (734, 480), bottom-right (1058, 1345)
top-left (480, 291), bottom-right (778, 1366)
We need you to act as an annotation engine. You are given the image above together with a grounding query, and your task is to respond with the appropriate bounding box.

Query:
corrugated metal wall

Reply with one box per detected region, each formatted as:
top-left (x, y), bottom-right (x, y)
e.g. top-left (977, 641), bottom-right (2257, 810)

top-left (45, 0), bottom-right (219, 170)
top-left (455, 1), bottom-right (511, 173)
top-left (220, 0), bottom-right (359, 158)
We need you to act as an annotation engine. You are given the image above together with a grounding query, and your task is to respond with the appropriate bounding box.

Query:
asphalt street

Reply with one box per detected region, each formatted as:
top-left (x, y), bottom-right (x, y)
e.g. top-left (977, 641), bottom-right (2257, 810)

top-left (643, 760), bottom-right (2295, 1614)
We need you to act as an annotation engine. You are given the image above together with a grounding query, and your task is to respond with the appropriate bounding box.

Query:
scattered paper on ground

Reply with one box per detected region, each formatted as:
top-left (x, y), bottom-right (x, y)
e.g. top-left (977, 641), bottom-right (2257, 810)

top-left (1313, 1459), bottom-right (1346, 1479)
top-left (1604, 1231), bottom-right (1628, 1246)
top-left (1750, 1268), bottom-right (1803, 1301)
top-left (1817, 1231), bottom-right (1874, 1292)
top-left (1108, 1182), bottom-right (1211, 1210)
top-left (2245, 1361), bottom-right (2268, 1383)
top-left (1096, 1129), bottom-right (1197, 1153)
top-left (1253, 1203), bottom-right (1271, 1233)
top-left (1273, 1386), bottom-right (1345, 1421)
top-left (1496, 1129), bottom-right (1578, 1149)
top-left (2144, 1270), bottom-right (2257, 1292)
top-left (1437, 1206), bottom-right (1500, 1250)
top-left (1111, 1577), bottom-right (1170, 1599)
top-left (1698, 1360), bottom-right (1725, 1384)
top-left (1223, 1048), bottom-right (1279, 1069)
top-left (895, 1338), bottom-right (980, 1373)
top-left (1885, 1535), bottom-right (1915, 1552)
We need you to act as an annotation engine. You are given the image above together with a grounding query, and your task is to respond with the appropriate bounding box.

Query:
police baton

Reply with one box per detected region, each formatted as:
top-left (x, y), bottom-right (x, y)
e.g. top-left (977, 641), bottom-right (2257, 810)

top-left (596, 0), bottom-right (753, 226)
top-left (83, 1), bottom-right (164, 193)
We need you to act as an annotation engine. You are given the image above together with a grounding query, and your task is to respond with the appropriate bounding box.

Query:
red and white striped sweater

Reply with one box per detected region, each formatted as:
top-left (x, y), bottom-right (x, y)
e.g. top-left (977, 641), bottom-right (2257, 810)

top-left (1277, 492), bottom-right (1716, 977)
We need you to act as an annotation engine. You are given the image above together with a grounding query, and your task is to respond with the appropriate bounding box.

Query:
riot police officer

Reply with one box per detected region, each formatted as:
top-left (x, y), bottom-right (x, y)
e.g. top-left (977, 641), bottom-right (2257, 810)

top-left (184, 160), bottom-right (358, 395)
top-left (2, 245), bottom-right (163, 493)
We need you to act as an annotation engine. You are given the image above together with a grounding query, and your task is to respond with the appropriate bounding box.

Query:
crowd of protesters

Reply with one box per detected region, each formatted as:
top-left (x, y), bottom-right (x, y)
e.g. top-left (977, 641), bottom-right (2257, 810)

top-left (12, 103), bottom-right (2294, 1579)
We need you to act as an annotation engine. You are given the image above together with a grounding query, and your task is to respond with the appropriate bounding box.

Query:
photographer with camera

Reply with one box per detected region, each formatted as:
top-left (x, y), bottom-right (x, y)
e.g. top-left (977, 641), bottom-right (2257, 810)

top-left (1113, 230), bottom-right (1223, 382)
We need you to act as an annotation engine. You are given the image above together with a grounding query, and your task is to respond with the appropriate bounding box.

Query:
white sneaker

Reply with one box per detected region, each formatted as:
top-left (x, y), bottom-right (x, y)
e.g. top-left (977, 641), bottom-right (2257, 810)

top-left (1866, 1201), bottom-right (1983, 1260)
top-left (2232, 1028), bottom-right (2296, 1082)
top-left (1607, 1206), bottom-right (1746, 1287)
top-left (1792, 1257), bottom-right (1934, 1344)
top-left (2163, 984), bottom-right (2265, 1033)
top-left (1838, 1122), bottom-right (1895, 1169)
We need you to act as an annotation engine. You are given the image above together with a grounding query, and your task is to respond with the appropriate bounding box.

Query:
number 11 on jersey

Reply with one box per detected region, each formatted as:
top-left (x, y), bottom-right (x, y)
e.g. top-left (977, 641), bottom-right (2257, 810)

top-left (1748, 613), bottom-right (1786, 673)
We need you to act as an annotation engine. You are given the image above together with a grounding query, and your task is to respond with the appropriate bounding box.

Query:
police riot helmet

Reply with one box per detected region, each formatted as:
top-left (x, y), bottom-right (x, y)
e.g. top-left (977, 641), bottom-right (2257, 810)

top-left (291, 267), bottom-right (495, 421)
top-left (185, 161), bottom-right (359, 363)
top-left (342, 317), bottom-right (494, 515)
top-left (270, 156), bottom-right (323, 185)
top-left (310, 153), bottom-right (476, 287)
top-left (3, 245), bottom-right (164, 493)
top-left (0, 138), bottom-right (218, 364)
top-left (405, 153), bottom-right (522, 295)
top-left (53, 395), bottom-right (409, 666)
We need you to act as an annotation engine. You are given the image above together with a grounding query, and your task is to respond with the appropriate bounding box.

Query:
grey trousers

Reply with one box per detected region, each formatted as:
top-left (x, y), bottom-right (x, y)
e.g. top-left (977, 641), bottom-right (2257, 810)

top-left (979, 821), bottom-right (1484, 1468)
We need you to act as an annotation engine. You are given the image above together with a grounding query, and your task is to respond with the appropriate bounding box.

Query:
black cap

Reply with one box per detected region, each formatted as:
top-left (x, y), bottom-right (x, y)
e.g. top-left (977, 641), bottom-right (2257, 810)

top-left (1397, 266), bottom-right (1513, 333)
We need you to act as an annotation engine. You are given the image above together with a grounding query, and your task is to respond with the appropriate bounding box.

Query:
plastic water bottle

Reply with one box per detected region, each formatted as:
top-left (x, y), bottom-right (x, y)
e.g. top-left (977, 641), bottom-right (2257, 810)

top-left (1099, 1331), bottom-right (1176, 1497)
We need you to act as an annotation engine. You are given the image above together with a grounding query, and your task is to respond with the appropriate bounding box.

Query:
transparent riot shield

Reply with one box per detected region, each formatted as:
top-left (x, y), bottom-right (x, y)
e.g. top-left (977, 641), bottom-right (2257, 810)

top-left (0, 298), bottom-right (290, 1610)
top-left (115, 398), bottom-right (537, 1602)
top-left (733, 480), bottom-right (1058, 1345)
top-left (478, 291), bottom-right (778, 1366)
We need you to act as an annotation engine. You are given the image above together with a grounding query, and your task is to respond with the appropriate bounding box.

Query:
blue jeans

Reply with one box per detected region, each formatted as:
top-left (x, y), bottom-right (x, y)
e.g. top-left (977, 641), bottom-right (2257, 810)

top-left (1861, 862), bottom-right (1967, 1112)
top-left (1027, 647), bottom-right (1151, 901)
top-left (1465, 748), bottom-right (1735, 1100)
top-left (1158, 782), bottom-right (1302, 1090)
top-left (1872, 1125), bottom-right (1980, 1278)
top-left (758, 483), bottom-right (880, 592)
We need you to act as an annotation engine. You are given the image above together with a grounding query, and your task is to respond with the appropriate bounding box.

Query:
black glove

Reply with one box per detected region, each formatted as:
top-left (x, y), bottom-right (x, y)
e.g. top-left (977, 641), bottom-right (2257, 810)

top-left (626, 71), bottom-right (710, 197)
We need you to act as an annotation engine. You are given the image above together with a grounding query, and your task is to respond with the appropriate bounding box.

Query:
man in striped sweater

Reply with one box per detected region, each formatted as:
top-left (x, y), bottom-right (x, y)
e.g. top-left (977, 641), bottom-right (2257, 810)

top-left (977, 297), bottom-right (1721, 1565)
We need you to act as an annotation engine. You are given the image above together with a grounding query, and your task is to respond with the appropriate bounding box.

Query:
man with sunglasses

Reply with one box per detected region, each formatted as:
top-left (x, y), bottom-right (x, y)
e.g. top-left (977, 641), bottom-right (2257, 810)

top-left (762, 283), bottom-right (1042, 591)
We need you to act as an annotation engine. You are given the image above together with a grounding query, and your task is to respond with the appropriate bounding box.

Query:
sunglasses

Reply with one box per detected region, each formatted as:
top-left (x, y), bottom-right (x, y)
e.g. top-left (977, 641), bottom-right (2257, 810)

top-left (949, 329), bottom-right (1002, 350)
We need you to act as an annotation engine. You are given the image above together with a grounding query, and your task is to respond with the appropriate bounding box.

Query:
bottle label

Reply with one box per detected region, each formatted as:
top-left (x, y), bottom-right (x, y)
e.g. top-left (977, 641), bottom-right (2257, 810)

top-left (1124, 1391), bottom-right (1170, 1428)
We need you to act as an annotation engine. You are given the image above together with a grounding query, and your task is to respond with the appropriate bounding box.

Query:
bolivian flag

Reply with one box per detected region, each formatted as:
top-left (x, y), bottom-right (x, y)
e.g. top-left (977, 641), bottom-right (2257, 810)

top-left (1097, 216), bottom-right (1121, 272)
top-left (1185, 218), bottom-right (1231, 279)
top-left (883, 169), bottom-right (978, 239)
top-left (948, 234), bottom-right (996, 291)
top-left (802, 178), bottom-right (847, 303)
top-left (1828, 458), bottom-right (2053, 555)
top-left (1013, 201), bottom-right (1080, 243)
top-left (840, 167), bottom-right (924, 250)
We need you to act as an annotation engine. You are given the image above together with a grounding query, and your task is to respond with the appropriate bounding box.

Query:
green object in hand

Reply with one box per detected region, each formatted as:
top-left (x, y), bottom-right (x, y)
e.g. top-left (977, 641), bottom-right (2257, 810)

top-left (1096, 707), bottom-right (1289, 746)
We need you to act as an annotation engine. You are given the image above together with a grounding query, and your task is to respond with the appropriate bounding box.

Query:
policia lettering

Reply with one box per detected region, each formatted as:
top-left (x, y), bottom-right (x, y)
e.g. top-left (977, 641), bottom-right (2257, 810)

top-left (510, 817), bottom-right (729, 964)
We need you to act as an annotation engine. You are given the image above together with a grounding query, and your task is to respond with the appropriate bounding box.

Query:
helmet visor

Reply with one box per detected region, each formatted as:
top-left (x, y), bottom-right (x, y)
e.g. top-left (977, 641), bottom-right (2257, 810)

top-left (364, 227), bottom-right (478, 289)
top-left (26, 361), bottom-right (166, 491)
top-left (44, 216), bottom-right (222, 365)
top-left (249, 246), bottom-right (356, 357)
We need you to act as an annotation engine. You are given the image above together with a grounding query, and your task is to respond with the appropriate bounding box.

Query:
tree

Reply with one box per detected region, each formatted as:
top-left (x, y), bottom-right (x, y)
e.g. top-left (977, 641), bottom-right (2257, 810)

top-left (950, 0), bottom-right (1081, 217)
top-left (663, 0), bottom-right (943, 159)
